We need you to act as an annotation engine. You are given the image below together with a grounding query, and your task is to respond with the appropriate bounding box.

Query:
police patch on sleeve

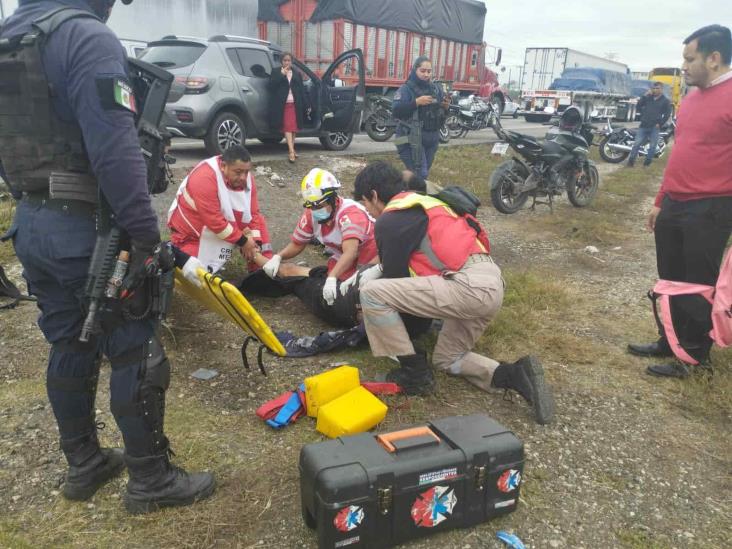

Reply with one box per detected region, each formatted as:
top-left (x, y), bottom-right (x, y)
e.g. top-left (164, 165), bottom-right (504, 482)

top-left (96, 77), bottom-right (137, 113)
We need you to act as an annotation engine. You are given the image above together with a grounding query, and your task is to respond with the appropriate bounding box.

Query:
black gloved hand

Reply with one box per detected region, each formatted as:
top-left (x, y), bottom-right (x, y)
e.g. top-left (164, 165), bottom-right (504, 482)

top-left (121, 239), bottom-right (174, 296)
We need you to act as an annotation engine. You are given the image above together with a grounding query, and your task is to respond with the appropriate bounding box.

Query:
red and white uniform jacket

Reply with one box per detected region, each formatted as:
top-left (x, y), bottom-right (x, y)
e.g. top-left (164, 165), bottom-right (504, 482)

top-left (291, 198), bottom-right (378, 280)
top-left (167, 156), bottom-right (272, 273)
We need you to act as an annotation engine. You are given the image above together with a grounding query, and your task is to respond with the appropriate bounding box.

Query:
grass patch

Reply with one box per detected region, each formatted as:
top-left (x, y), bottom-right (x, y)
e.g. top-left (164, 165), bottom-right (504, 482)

top-left (0, 196), bottom-right (15, 264)
top-left (672, 347), bottom-right (732, 424)
top-left (616, 528), bottom-right (669, 549)
top-left (527, 155), bottom-right (669, 246)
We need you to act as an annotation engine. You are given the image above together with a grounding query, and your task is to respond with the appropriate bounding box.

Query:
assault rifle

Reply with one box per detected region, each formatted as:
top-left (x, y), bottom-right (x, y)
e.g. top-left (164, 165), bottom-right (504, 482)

top-left (79, 59), bottom-right (175, 342)
top-left (394, 111), bottom-right (423, 171)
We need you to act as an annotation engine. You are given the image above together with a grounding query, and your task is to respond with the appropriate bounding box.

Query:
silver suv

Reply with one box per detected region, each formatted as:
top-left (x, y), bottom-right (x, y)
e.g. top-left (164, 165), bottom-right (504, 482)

top-left (139, 35), bottom-right (365, 156)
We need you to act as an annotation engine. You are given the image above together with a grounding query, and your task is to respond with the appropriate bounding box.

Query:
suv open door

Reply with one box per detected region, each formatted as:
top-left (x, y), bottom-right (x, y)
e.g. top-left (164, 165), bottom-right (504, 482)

top-left (318, 48), bottom-right (366, 151)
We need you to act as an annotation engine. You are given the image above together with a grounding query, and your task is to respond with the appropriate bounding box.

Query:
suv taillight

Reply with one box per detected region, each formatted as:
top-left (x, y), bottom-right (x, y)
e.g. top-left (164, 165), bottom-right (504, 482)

top-left (175, 76), bottom-right (210, 94)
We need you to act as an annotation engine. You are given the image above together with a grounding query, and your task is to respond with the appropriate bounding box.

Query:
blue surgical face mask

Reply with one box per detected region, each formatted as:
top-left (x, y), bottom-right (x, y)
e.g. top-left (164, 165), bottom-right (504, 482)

top-left (311, 208), bottom-right (331, 222)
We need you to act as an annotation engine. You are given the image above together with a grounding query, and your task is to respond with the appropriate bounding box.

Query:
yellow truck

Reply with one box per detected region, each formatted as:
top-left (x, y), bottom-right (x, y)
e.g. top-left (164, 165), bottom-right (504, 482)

top-left (649, 67), bottom-right (687, 113)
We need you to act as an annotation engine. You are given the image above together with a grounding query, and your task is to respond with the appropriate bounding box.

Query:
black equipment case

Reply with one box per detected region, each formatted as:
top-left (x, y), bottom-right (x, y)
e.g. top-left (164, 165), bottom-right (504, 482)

top-left (299, 414), bottom-right (524, 548)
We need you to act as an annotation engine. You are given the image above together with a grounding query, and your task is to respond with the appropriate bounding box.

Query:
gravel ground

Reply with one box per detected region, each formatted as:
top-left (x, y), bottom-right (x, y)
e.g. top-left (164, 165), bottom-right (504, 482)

top-left (1, 148), bottom-right (730, 549)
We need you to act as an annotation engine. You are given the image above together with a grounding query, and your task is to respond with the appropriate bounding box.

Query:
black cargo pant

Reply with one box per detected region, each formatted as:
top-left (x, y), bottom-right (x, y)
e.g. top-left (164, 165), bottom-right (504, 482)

top-left (654, 195), bottom-right (732, 361)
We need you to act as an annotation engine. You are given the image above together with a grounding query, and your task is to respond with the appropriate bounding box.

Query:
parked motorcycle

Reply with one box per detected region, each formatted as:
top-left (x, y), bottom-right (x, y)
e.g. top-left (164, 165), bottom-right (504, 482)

top-left (489, 106), bottom-right (600, 214)
top-left (364, 95), bottom-right (396, 142)
top-left (597, 118), bottom-right (676, 163)
top-left (446, 93), bottom-right (496, 139)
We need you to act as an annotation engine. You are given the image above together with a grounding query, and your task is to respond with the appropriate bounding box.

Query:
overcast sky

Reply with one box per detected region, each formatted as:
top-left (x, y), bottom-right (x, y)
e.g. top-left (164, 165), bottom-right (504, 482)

top-left (483, 0), bottom-right (727, 73)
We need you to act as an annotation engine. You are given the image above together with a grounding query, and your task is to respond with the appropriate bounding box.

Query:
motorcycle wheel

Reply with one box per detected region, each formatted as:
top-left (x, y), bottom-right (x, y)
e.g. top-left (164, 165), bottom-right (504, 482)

top-left (365, 109), bottom-right (395, 142)
top-left (489, 160), bottom-right (530, 214)
top-left (459, 128), bottom-right (470, 139)
top-left (439, 124), bottom-right (450, 144)
top-left (598, 135), bottom-right (629, 163)
top-left (566, 162), bottom-right (600, 208)
top-left (446, 114), bottom-right (463, 139)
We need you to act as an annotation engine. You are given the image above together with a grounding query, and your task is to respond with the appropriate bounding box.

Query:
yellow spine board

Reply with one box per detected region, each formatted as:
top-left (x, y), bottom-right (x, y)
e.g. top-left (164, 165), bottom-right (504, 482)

top-left (303, 365), bottom-right (360, 418)
top-left (316, 386), bottom-right (388, 438)
top-left (173, 267), bottom-right (286, 356)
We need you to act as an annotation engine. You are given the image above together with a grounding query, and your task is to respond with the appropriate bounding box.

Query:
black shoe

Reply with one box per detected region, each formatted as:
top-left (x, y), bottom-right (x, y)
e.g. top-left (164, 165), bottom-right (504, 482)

top-left (63, 447), bottom-right (125, 501)
top-left (492, 356), bottom-right (555, 425)
top-left (647, 361), bottom-right (712, 379)
top-left (124, 450), bottom-right (216, 514)
top-left (626, 160), bottom-right (635, 168)
top-left (60, 432), bottom-right (126, 501)
top-left (627, 340), bottom-right (673, 358)
top-left (386, 352), bottom-right (435, 396)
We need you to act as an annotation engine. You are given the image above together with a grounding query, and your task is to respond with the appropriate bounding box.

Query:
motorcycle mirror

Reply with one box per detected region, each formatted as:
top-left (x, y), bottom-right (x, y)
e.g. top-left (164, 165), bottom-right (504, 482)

top-left (495, 48), bottom-right (502, 66)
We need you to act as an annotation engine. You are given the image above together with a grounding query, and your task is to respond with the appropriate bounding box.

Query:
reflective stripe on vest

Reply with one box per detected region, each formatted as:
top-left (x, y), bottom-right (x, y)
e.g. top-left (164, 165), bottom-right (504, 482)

top-left (384, 192), bottom-right (487, 276)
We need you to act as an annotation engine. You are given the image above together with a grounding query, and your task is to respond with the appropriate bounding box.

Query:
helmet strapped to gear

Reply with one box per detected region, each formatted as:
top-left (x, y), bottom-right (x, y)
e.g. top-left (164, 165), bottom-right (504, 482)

top-left (301, 168), bottom-right (341, 209)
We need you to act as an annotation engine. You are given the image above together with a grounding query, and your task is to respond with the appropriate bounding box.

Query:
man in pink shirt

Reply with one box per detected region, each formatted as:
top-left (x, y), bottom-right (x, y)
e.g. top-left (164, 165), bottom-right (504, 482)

top-left (628, 25), bottom-right (732, 378)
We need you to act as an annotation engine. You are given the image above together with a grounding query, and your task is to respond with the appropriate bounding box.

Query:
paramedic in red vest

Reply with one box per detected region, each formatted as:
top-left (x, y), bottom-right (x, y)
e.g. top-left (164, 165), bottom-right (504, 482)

top-left (629, 25), bottom-right (732, 378)
top-left (346, 161), bottom-right (554, 425)
top-left (261, 168), bottom-right (378, 307)
top-left (167, 145), bottom-right (272, 273)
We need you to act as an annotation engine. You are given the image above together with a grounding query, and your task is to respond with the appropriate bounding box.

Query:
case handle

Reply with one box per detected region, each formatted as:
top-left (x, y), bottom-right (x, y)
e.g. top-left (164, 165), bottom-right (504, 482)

top-left (376, 426), bottom-right (440, 453)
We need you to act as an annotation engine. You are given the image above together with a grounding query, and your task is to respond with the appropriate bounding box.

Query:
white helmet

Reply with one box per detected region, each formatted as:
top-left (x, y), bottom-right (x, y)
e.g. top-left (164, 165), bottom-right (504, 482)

top-left (301, 168), bottom-right (341, 208)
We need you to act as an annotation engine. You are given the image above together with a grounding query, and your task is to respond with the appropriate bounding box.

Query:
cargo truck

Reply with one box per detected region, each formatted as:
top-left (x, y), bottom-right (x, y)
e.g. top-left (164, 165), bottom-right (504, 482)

top-left (519, 48), bottom-right (635, 123)
top-left (256, 0), bottom-right (510, 114)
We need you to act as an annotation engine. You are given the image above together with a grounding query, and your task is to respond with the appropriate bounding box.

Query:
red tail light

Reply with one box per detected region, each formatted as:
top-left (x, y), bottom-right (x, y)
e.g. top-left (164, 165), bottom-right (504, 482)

top-left (175, 76), bottom-right (210, 94)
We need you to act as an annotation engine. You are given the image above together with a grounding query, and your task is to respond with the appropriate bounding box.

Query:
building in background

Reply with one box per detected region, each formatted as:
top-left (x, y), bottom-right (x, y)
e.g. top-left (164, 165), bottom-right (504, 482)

top-left (0, 0), bottom-right (258, 42)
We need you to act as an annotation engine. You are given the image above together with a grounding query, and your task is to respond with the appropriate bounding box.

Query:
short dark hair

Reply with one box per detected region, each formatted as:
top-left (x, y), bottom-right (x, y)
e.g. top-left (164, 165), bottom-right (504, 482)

top-left (353, 161), bottom-right (405, 204)
top-left (652, 81), bottom-right (663, 88)
top-left (684, 25), bottom-right (732, 65)
top-left (403, 171), bottom-right (427, 193)
top-left (221, 145), bottom-right (251, 164)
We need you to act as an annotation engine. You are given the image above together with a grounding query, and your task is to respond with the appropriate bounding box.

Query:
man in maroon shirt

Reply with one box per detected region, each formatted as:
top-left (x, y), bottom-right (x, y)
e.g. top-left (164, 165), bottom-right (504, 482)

top-left (628, 25), bottom-right (732, 378)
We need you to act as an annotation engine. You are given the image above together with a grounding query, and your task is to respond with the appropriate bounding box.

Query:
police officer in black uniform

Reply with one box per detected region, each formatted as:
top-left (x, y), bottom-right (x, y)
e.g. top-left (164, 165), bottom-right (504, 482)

top-left (0, 0), bottom-right (215, 514)
top-left (392, 56), bottom-right (449, 179)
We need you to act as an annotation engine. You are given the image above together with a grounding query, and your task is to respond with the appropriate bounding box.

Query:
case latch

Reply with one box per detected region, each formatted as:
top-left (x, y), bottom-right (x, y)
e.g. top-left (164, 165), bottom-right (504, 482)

top-left (377, 486), bottom-right (392, 515)
top-left (474, 465), bottom-right (486, 490)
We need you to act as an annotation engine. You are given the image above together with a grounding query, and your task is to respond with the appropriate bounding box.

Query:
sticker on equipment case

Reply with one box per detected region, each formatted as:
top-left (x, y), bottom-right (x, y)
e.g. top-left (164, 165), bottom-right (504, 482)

top-left (333, 505), bottom-right (364, 532)
top-left (494, 498), bottom-right (516, 509)
top-left (418, 467), bottom-right (458, 486)
top-left (335, 535), bottom-right (360, 547)
top-left (411, 485), bottom-right (457, 528)
top-left (497, 469), bottom-right (522, 493)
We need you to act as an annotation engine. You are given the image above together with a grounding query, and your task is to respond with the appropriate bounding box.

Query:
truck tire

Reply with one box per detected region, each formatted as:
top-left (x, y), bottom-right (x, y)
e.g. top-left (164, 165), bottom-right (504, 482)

top-left (319, 132), bottom-right (354, 151)
top-left (205, 111), bottom-right (245, 156)
top-left (525, 113), bottom-right (552, 123)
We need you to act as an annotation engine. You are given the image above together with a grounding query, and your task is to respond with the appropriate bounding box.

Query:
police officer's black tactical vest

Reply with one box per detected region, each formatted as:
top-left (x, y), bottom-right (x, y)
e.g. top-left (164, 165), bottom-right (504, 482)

top-left (0, 8), bottom-right (100, 201)
top-left (405, 79), bottom-right (443, 132)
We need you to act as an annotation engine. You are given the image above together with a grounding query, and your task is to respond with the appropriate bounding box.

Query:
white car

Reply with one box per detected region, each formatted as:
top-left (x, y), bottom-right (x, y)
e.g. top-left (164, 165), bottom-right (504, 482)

top-left (501, 96), bottom-right (521, 118)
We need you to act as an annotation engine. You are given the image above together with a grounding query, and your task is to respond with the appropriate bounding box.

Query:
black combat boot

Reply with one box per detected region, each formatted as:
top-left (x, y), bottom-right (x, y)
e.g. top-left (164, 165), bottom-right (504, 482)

top-left (386, 351), bottom-right (436, 396)
top-left (627, 338), bottom-right (673, 358)
top-left (124, 447), bottom-right (216, 514)
top-left (61, 432), bottom-right (125, 501)
top-left (491, 355), bottom-right (555, 425)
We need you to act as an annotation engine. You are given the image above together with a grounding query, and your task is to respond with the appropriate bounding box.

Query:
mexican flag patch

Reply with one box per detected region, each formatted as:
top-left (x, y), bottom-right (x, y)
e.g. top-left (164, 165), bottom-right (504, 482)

top-left (113, 78), bottom-right (137, 113)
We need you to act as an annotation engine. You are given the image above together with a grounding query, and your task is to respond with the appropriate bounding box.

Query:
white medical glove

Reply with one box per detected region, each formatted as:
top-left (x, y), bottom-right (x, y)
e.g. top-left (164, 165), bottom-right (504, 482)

top-left (339, 264), bottom-right (383, 295)
top-left (182, 256), bottom-right (205, 289)
top-left (322, 276), bottom-right (338, 306)
top-left (263, 254), bottom-right (282, 279)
